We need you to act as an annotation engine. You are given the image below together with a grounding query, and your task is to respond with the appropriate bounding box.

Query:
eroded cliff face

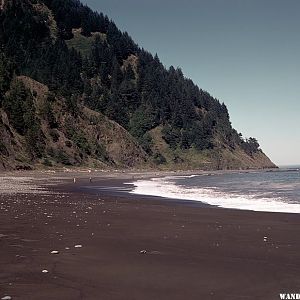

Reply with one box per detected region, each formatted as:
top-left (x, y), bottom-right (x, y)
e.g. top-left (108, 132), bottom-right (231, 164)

top-left (0, 76), bottom-right (148, 170)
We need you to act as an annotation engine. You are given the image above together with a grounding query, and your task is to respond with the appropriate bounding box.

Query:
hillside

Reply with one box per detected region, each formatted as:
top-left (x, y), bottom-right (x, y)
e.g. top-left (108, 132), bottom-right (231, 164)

top-left (0, 0), bottom-right (276, 170)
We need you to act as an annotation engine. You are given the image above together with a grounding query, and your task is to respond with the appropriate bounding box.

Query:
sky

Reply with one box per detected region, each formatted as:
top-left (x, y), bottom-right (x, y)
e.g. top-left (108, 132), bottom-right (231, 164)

top-left (82, 0), bottom-right (300, 166)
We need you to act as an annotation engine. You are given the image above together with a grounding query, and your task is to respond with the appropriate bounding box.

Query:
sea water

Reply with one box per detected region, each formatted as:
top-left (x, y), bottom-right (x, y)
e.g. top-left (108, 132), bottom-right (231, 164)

top-left (130, 167), bottom-right (300, 213)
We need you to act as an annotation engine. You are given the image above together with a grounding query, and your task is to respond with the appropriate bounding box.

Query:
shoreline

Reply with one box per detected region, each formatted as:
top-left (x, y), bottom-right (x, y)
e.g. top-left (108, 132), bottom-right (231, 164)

top-left (0, 166), bottom-right (279, 180)
top-left (66, 169), bottom-right (300, 215)
top-left (1, 173), bottom-right (300, 299)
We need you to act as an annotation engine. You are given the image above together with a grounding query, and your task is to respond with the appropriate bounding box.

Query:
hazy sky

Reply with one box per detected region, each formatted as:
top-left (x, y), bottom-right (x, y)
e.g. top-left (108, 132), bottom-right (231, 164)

top-left (82, 0), bottom-right (300, 166)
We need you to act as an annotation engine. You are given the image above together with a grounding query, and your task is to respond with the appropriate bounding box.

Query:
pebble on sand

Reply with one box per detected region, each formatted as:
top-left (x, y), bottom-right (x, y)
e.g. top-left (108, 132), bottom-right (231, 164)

top-left (1, 296), bottom-right (12, 300)
top-left (50, 250), bottom-right (59, 254)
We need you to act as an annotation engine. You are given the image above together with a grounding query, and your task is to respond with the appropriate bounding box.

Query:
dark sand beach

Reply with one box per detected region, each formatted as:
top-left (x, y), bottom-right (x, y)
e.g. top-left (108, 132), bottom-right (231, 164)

top-left (1, 173), bottom-right (300, 300)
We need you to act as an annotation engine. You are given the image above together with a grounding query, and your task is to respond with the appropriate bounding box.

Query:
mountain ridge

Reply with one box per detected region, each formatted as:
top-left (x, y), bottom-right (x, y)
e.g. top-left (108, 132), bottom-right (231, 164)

top-left (0, 0), bottom-right (277, 170)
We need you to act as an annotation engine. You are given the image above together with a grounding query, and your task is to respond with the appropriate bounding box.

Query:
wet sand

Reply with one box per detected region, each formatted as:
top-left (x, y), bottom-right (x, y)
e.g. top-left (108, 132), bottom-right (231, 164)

top-left (1, 175), bottom-right (300, 300)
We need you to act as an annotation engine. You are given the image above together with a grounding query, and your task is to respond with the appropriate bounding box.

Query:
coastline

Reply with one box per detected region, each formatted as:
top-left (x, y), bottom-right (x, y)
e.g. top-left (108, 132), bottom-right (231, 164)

top-left (1, 172), bottom-right (300, 300)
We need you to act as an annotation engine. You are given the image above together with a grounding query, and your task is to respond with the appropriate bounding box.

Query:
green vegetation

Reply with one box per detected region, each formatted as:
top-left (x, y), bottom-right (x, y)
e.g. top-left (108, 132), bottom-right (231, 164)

top-left (66, 31), bottom-right (105, 57)
top-left (0, 0), bottom-right (273, 170)
top-left (2, 80), bottom-right (45, 157)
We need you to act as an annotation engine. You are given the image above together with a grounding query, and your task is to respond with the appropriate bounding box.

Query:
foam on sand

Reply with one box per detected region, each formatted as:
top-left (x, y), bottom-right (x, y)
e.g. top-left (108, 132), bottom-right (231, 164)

top-left (130, 176), bottom-right (300, 214)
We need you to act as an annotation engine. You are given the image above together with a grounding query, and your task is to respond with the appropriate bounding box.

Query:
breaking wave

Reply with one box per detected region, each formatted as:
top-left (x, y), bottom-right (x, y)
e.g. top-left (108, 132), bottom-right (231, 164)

top-left (130, 176), bottom-right (300, 214)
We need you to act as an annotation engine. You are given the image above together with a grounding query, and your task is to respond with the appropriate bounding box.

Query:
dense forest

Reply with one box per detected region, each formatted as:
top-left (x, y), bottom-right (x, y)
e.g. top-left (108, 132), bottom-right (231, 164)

top-left (0, 0), bottom-right (276, 170)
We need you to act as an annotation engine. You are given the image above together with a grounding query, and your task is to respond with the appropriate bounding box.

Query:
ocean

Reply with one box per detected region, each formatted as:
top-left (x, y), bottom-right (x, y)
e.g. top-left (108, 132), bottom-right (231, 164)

top-left (130, 166), bottom-right (300, 213)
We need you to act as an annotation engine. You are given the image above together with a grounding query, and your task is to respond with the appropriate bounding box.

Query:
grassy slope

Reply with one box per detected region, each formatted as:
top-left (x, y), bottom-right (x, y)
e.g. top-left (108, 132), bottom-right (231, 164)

top-left (65, 29), bottom-right (106, 57)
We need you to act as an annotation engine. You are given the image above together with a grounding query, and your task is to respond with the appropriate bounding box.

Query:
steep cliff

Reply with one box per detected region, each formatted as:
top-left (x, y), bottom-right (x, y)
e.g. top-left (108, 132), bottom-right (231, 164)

top-left (0, 0), bottom-right (276, 170)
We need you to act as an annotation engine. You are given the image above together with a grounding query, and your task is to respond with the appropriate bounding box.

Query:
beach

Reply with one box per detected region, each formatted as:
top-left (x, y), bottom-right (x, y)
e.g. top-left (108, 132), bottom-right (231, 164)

top-left (1, 172), bottom-right (300, 300)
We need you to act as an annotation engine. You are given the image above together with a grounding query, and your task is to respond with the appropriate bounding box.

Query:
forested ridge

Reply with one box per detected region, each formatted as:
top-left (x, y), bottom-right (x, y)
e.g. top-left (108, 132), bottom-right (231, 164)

top-left (0, 0), bottom-right (276, 170)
